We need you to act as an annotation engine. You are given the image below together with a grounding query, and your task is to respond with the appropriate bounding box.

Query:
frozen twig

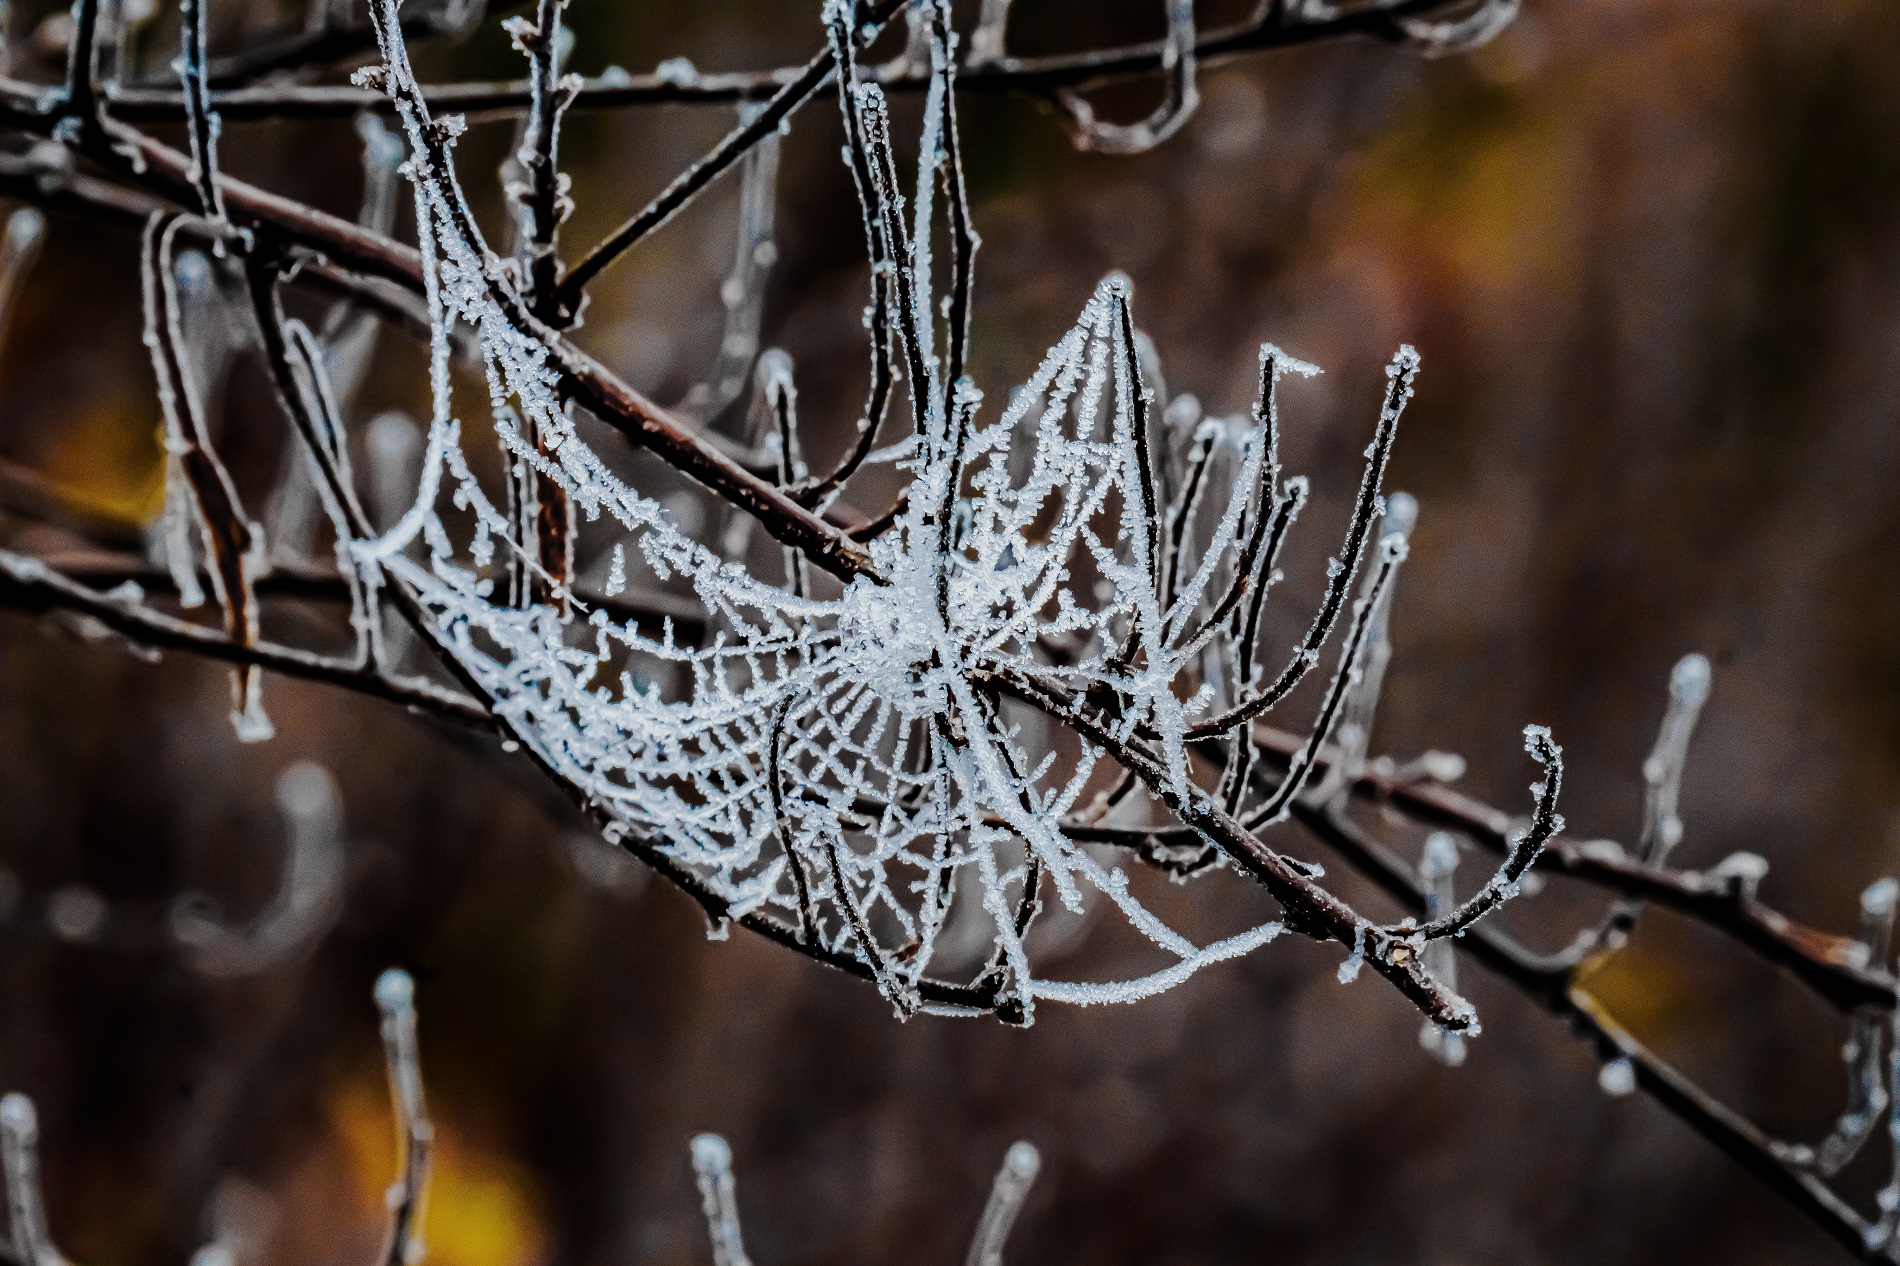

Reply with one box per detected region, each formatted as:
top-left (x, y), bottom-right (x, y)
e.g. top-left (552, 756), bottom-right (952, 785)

top-left (1246, 532), bottom-right (1410, 827)
top-left (689, 1135), bottom-right (751, 1266)
top-left (141, 213), bottom-right (272, 741)
top-left (1185, 346), bottom-right (1417, 742)
top-left (548, 1), bottom-right (907, 323)
top-left (1558, 653), bottom-right (1712, 963)
top-left (0, 547), bottom-right (489, 724)
top-left (1312, 490), bottom-right (1415, 805)
top-left (1386, 726), bottom-right (1564, 943)
top-left (100, 0), bottom-right (1469, 123)
top-left (1056, 0), bottom-right (1200, 154)
top-left (792, 0), bottom-right (897, 506)
top-left (0, 1095), bottom-right (64, 1266)
top-left (1417, 831), bottom-right (1465, 1066)
top-left (374, 969), bottom-right (432, 1266)
top-left (674, 102), bottom-right (780, 424)
top-left (1397, 0), bottom-right (1520, 57)
top-left (966, 1140), bottom-right (1040, 1266)
top-left (1802, 878), bottom-right (1900, 1176)
top-left (178, 0), bottom-right (225, 224)
top-left (969, 0), bottom-right (1015, 66)
top-left (0, 208), bottom-right (45, 355)
top-left (1296, 805), bottom-right (1882, 1262)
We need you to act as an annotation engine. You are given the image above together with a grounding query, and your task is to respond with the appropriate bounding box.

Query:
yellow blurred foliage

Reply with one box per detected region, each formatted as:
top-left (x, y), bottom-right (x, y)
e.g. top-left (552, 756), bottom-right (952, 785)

top-left (1346, 75), bottom-right (1582, 302)
top-left (1577, 948), bottom-right (1690, 1041)
top-left (39, 408), bottom-right (164, 527)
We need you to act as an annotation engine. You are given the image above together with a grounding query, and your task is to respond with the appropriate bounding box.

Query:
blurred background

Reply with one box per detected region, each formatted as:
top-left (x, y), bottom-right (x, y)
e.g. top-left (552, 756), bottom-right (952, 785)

top-left (3, 0), bottom-right (1900, 1262)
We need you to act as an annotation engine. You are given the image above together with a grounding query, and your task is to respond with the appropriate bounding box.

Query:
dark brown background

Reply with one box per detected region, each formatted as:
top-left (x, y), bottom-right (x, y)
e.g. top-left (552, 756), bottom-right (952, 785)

top-left (3, 1), bottom-right (1900, 1263)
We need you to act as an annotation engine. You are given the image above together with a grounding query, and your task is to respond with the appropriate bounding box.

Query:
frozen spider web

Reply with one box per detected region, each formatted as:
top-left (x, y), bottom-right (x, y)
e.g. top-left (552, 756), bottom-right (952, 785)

top-left (348, 0), bottom-right (1291, 1022)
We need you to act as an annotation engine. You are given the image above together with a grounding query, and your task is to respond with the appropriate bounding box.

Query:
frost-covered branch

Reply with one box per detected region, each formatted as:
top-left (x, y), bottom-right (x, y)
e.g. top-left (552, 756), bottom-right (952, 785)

top-left (177, 0), bottom-right (224, 224)
top-left (1416, 832), bottom-right (1465, 1066)
top-left (0, 547), bottom-right (489, 725)
top-left (1326, 728), bottom-right (1899, 1015)
top-left (1293, 805), bottom-right (1887, 1264)
top-left (142, 212), bottom-right (273, 740)
top-left (0, 0), bottom-right (1556, 1034)
top-left (547, 0), bottom-right (907, 322)
top-left (1808, 879), bottom-right (1900, 1176)
top-left (1386, 726), bottom-right (1564, 944)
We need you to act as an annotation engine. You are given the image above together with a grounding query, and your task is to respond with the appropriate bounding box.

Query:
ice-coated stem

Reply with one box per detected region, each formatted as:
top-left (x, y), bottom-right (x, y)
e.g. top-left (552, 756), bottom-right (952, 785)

top-left (1185, 345), bottom-right (1418, 742)
top-left (374, 969), bottom-right (433, 1266)
top-left (1417, 830), bottom-right (1466, 1066)
top-left (1811, 878), bottom-right (1899, 1176)
top-left (1392, 726), bottom-right (1564, 944)
top-left (0, 1094), bottom-right (64, 1266)
top-left (676, 100), bottom-right (780, 423)
top-left (1055, 0), bottom-right (1199, 154)
top-left (1558, 653), bottom-right (1712, 965)
top-left (690, 1134), bottom-right (752, 1266)
top-left (0, 207), bottom-right (45, 355)
top-left (965, 1140), bottom-right (1040, 1266)
top-left (172, 760), bottom-right (348, 976)
top-left (178, 0), bottom-right (225, 224)
top-left (1398, 0), bottom-right (1520, 57)
top-left (1314, 489), bottom-right (1416, 806)
top-left (969, 0), bottom-right (1014, 64)
top-left (1641, 652), bottom-right (1711, 868)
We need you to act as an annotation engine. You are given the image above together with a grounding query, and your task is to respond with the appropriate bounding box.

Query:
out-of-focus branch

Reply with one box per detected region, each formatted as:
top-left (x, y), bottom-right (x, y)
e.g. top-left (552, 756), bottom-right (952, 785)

top-left (0, 458), bottom-right (146, 550)
top-left (171, 761), bottom-right (348, 977)
top-left (99, 0), bottom-right (1462, 124)
top-left (966, 1141), bottom-right (1041, 1266)
top-left (0, 1095), bottom-right (65, 1266)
